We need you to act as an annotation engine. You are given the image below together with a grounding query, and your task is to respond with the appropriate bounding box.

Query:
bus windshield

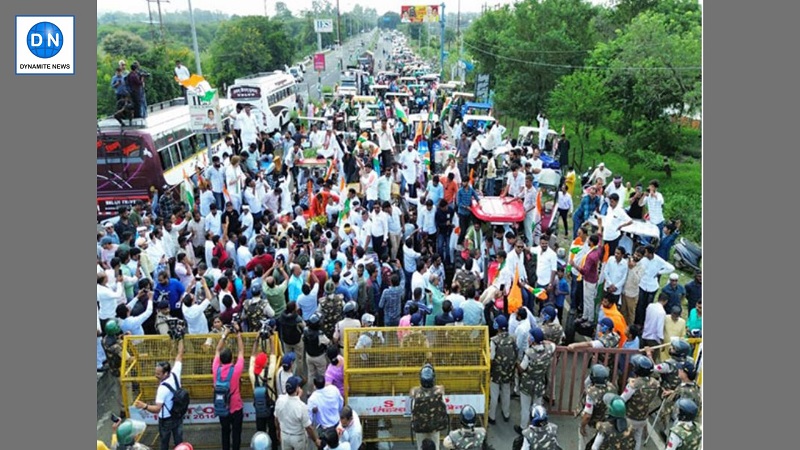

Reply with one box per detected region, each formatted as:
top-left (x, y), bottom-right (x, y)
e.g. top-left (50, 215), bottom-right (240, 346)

top-left (97, 135), bottom-right (146, 164)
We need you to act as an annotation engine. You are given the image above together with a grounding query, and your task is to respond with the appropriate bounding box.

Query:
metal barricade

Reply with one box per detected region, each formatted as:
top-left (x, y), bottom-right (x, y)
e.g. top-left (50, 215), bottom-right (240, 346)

top-left (342, 326), bottom-right (490, 444)
top-left (118, 333), bottom-right (281, 449)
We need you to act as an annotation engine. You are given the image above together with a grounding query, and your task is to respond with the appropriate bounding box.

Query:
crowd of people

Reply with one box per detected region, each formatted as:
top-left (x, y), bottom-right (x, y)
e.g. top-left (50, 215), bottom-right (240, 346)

top-left (97, 40), bottom-right (702, 450)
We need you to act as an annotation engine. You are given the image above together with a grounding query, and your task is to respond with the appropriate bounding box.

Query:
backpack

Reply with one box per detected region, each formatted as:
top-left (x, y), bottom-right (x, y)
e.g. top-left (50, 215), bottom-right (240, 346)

top-left (213, 365), bottom-right (236, 418)
top-left (253, 375), bottom-right (276, 419)
top-left (162, 373), bottom-right (190, 419)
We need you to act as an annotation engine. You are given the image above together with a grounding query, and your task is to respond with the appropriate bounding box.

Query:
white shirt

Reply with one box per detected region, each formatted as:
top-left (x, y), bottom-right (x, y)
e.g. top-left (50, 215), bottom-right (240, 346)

top-left (601, 204), bottom-right (632, 242)
top-left (368, 212), bottom-right (389, 238)
top-left (155, 361), bottom-right (183, 419)
top-left (530, 158), bottom-right (543, 183)
top-left (506, 172), bottom-right (525, 198)
top-left (590, 166), bottom-right (612, 184)
top-left (386, 205), bottom-right (403, 234)
top-left (340, 410), bottom-right (363, 450)
top-left (533, 247), bottom-right (558, 287)
top-left (522, 185), bottom-right (537, 213)
top-left (398, 150), bottom-right (419, 183)
top-left (513, 315), bottom-right (532, 357)
top-left (204, 212), bottom-right (222, 237)
top-left (505, 249), bottom-right (528, 283)
top-left (467, 140), bottom-right (482, 164)
top-left (361, 171), bottom-right (379, 200)
top-left (601, 257), bottom-right (629, 295)
top-left (199, 190), bottom-right (215, 217)
top-left (237, 245), bottom-right (254, 268)
top-left (638, 255), bottom-right (675, 292)
top-left (182, 299), bottom-right (211, 334)
top-left (417, 206), bottom-right (437, 234)
top-left (174, 64), bottom-right (190, 81)
top-left (225, 165), bottom-right (244, 195)
top-left (556, 191), bottom-right (573, 211)
top-left (642, 302), bottom-right (666, 341)
top-left (411, 271), bottom-right (427, 297)
top-left (644, 192), bottom-right (665, 224)
top-left (244, 189), bottom-right (263, 215)
top-left (204, 241), bottom-right (215, 267)
top-left (240, 212), bottom-right (255, 240)
top-left (377, 128), bottom-right (395, 151)
top-left (97, 283), bottom-right (125, 320)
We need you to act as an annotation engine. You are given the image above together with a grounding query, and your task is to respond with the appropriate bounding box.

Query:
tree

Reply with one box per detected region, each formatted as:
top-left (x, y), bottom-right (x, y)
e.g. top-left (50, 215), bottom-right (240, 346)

top-left (465, 0), bottom-right (599, 118)
top-left (207, 16), bottom-right (294, 89)
top-left (548, 70), bottom-right (611, 169)
top-left (101, 31), bottom-right (149, 57)
top-left (274, 2), bottom-right (294, 20)
top-left (591, 10), bottom-right (701, 156)
top-left (379, 12), bottom-right (401, 30)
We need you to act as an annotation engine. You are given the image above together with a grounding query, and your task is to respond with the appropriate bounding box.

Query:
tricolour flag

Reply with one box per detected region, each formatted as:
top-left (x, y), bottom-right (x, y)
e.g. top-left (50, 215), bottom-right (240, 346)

top-left (181, 169), bottom-right (195, 211)
top-left (394, 99), bottom-right (408, 124)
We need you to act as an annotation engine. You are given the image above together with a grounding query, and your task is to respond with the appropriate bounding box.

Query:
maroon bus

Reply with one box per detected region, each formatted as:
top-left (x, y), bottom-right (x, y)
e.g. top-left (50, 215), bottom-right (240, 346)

top-left (96, 98), bottom-right (234, 218)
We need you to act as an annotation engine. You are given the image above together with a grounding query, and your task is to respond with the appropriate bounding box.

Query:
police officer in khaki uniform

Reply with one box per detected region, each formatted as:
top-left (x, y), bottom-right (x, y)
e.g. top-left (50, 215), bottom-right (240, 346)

top-left (577, 365), bottom-right (617, 450)
top-left (517, 406), bottom-right (562, 450)
top-left (516, 327), bottom-right (556, 431)
top-left (489, 315), bottom-right (517, 424)
top-left (620, 355), bottom-right (660, 450)
top-left (590, 394), bottom-right (636, 450)
top-left (666, 399), bottom-right (702, 450)
top-left (443, 405), bottom-right (487, 450)
top-left (410, 364), bottom-right (449, 450)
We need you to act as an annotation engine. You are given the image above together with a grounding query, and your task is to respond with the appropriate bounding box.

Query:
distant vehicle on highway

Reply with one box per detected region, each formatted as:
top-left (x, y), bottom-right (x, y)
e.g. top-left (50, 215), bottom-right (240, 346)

top-left (289, 67), bottom-right (304, 83)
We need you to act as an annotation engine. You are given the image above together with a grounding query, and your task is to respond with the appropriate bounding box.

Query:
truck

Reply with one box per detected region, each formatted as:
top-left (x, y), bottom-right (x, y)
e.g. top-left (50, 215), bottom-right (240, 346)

top-left (357, 51), bottom-right (374, 75)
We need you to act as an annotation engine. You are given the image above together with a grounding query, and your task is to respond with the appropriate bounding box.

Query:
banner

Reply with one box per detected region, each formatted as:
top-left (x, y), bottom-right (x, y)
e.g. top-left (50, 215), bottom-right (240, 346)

top-left (401, 5), bottom-right (440, 23)
top-left (314, 53), bottom-right (326, 71)
top-left (347, 394), bottom-right (485, 417)
top-left (128, 403), bottom-right (259, 425)
top-left (189, 89), bottom-right (221, 134)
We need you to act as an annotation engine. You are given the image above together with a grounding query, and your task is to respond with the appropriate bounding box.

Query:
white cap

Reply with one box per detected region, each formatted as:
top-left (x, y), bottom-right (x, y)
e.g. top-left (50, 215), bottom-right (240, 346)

top-left (669, 273), bottom-right (680, 281)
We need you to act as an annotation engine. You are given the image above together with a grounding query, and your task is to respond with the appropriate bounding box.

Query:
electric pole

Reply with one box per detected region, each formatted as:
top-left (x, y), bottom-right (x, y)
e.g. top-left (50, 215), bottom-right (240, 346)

top-left (336, 0), bottom-right (342, 46)
top-left (187, 0), bottom-right (202, 75)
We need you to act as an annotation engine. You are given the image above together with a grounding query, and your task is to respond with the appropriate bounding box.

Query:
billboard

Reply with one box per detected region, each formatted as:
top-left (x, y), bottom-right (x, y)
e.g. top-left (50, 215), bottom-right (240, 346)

top-left (314, 19), bottom-right (334, 33)
top-left (314, 53), bottom-right (326, 71)
top-left (188, 89), bottom-right (221, 134)
top-left (401, 5), bottom-right (440, 23)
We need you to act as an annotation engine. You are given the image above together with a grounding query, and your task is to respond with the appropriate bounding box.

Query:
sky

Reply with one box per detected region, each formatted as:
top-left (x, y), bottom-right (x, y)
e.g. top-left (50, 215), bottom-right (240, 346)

top-left (96, 0), bottom-right (603, 17)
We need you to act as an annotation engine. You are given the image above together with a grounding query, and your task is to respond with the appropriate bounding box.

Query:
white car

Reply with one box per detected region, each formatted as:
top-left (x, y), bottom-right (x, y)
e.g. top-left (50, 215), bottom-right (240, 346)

top-left (289, 67), bottom-right (304, 83)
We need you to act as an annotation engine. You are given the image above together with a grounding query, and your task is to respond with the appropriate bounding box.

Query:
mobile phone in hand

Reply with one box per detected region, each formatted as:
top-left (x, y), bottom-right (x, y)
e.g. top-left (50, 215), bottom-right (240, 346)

top-left (111, 414), bottom-right (121, 423)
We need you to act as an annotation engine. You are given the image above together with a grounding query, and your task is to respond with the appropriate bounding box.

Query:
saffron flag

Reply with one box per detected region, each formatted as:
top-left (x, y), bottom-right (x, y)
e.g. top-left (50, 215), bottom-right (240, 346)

top-left (506, 267), bottom-right (523, 314)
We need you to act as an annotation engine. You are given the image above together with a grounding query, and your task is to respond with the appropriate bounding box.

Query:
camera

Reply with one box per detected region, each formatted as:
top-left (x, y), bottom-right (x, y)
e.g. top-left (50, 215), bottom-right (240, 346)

top-left (139, 70), bottom-right (151, 78)
top-left (259, 318), bottom-right (277, 341)
top-left (231, 313), bottom-right (244, 330)
top-left (165, 318), bottom-right (186, 341)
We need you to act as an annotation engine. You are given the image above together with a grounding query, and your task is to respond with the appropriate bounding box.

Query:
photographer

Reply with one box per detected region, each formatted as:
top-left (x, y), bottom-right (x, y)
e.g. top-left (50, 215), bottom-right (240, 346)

top-left (249, 330), bottom-right (278, 446)
top-left (213, 321), bottom-right (245, 450)
top-left (127, 63), bottom-right (146, 119)
top-left (133, 339), bottom-right (185, 450)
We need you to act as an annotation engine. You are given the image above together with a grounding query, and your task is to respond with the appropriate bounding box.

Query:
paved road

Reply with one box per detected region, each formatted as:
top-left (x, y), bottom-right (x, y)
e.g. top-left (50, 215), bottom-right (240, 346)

top-left (294, 31), bottom-right (377, 104)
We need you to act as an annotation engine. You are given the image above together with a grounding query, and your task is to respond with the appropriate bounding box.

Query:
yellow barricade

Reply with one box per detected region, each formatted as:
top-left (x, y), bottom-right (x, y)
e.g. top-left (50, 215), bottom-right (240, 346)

top-left (342, 326), bottom-right (490, 444)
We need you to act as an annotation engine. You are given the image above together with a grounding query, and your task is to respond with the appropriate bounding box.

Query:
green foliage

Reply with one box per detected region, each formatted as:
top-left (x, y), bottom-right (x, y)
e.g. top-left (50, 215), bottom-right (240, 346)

top-left (548, 70), bottom-right (611, 168)
top-left (101, 30), bottom-right (149, 57)
top-left (207, 16), bottom-right (294, 89)
top-left (465, 0), bottom-right (600, 118)
top-left (379, 12), bottom-right (402, 30)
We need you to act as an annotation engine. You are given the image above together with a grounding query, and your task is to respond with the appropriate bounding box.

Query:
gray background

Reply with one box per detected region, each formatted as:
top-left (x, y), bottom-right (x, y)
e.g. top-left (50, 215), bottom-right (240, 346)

top-left (0, 0), bottom-right (794, 447)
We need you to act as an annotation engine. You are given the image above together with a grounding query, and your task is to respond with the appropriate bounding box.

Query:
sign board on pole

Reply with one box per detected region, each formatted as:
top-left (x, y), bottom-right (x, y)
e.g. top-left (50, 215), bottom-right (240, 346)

top-left (314, 19), bottom-right (334, 33)
top-left (314, 53), bottom-right (326, 71)
top-left (188, 89), bottom-right (221, 134)
top-left (400, 5), bottom-right (441, 23)
top-left (475, 74), bottom-right (490, 101)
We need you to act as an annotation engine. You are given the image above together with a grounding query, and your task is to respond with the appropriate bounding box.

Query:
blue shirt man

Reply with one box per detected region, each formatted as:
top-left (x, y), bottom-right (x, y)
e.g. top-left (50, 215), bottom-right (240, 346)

top-left (660, 273), bottom-right (686, 312)
top-left (426, 178), bottom-right (445, 206)
top-left (154, 275), bottom-right (185, 312)
top-left (111, 68), bottom-right (128, 99)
